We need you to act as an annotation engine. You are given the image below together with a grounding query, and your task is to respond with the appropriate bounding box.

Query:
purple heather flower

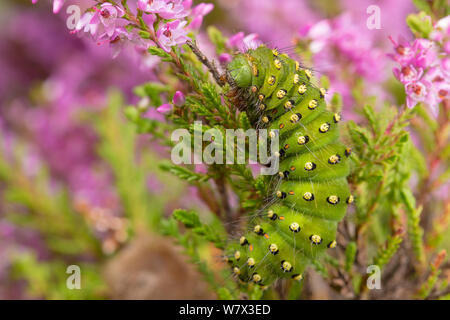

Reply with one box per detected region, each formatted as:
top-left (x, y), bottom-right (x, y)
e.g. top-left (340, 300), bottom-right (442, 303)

top-left (156, 103), bottom-right (173, 114)
top-left (31, 0), bottom-right (65, 14)
top-left (156, 20), bottom-right (189, 52)
top-left (219, 53), bottom-right (232, 64)
top-left (389, 17), bottom-right (450, 117)
top-left (173, 91), bottom-right (186, 106)
top-left (227, 32), bottom-right (261, 52)
top-left (189, 3), bottom-right (214, 30)
top-left (76, 12), bottom-right (100, 36)
top-left (138, 0), bottom-right (168, 13)
top-left (139, 0), bottom-right (189, 19)
top-left (393, 65), bottom-right (423, 84)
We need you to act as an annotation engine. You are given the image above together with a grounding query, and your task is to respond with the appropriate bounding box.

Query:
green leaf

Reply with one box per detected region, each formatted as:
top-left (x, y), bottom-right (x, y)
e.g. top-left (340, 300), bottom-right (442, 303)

top-left (148, 46), bottom-right (172, 60)
top-left (406, 12), bottom-right (433, 38)
top-left (172, 209), bottom-right (201, 228)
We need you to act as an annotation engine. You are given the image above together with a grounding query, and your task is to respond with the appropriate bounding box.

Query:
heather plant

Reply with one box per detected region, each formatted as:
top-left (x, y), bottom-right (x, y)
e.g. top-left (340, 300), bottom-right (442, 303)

top-left (0, 0), bottom-right (449, 300)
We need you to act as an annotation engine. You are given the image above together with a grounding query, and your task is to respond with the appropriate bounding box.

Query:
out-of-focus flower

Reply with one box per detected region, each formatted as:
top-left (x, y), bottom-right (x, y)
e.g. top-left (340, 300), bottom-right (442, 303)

top-left (173, 91), bottom-right (185, 106)
top-left (189, 3), bottom-right (214, 30)
top-left (156, 103), bottom-right (173, 114)
top-left (31, 0), bottom-right (65, 14)
top-left (139, 0), bottom-right (189, 19)
top-left (157, 20), bottom-right (189, 52)
top-left (76, 3), bottom-right (125, 38)
top-left (298, 14), bottom-right (386, 116)
top-left (219, 53), bottom-right (232, 64)
top-left (227, 32), bottom-right (262, 52)
top-left (218, 0), bottom-right (319, 48)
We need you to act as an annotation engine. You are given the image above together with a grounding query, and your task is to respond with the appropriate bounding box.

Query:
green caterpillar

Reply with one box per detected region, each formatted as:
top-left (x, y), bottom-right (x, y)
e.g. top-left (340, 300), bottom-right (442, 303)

top-left (224, 45), bottom-right (353, 287)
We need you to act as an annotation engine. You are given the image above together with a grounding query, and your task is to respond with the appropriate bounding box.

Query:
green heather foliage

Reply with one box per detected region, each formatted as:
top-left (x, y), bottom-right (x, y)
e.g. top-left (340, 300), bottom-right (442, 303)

top-left (1, 1), bottom-right (448, 300)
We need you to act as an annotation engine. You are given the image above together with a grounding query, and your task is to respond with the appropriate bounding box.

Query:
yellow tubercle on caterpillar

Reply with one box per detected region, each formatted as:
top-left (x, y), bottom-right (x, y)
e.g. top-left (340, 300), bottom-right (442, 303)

top-left (254, 225), bottom-right (264, 235)
top-left (297, 135), bottom-right (309, 145)
top-left (305, 69), bottom-right (313, 79)
top-left (276, 190), bottom-right (287, 199)
top-left (252, 64), bottom-right (259, 77)
top-left (328, 154), bottom-right (341, 164)
top-left (298, 83), bottom-right (307, 94)
top-left (274, 59), bottom-right (282, 70)
top-left (234, 251), bottom-right (241, 260)
top-left (268, 75), bottom-right (276, 85)
top-left (293, 74), bottom-right (300, 84)
top-left (319, 87), bottom-right (327, 97)
top-left (240, 236), bottom-right (248, 246)
top-left (233, 267), bottom-right (241, 275)
top-left (303, 192), bottom-right (314, 201)
top-left (333, 113), bottom-right (341, 123)
top-left (290, 113), bottom-right (301, 123)
top-left (289, 222), bottom-right (300, 233)
top-left (310, 234), bottom-right (322, 245)
top-left (284, 100), bottom-right (294, 110)
top-left (269, 243), bottom-right (279, 254)
top-left (252, 273), bottom-right (262, 283)
top-left (327, 195), bottom-right (340, 205)
top-left (319, 122), bottom-right (331, 133)
top-left (327, 240), bottom-right (337, 248)
top-left (276, 89), bottom-right (287, 99)
top-left (247, 258), bottom-right (255, 268)
top-left (308, 99), bottom-right (318, 110)
top-left (267, 209), bottom-right (278, 220)
top-left (345, 147), bottom-right (352, 157)
top-left (272, 48), bottom-right (279, 56)
top-left (295, 61), bottom-right (300, 71)
top-left (262, 116), bottom-right (270, 123)
top-left (346, 195), bottom-right (354, 204)
top-left (281, 261), bottom-right (293, 272)
top-left (258, 94), bottom-right (265, 101)
top-left (304, 161), bottom-right (316, 171)
top-left (292, 274), bottom-right (303, 281)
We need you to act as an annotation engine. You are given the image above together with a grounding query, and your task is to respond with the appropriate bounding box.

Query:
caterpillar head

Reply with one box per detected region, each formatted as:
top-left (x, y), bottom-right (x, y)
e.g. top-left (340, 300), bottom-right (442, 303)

top-left (228, 54), bottom-right (252, 88)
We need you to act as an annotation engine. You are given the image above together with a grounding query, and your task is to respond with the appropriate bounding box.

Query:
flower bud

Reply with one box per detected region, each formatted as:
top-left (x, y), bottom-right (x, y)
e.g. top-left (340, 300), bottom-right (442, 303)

top-left (156, 103), bottom-right (173, 114)
top-left (173, 91), bottom-right (186, 107)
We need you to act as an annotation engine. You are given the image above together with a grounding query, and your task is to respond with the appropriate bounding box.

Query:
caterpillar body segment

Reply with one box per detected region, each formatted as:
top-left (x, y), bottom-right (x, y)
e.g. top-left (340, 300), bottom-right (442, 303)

top-left (225, 45), bottom-right (352, 286)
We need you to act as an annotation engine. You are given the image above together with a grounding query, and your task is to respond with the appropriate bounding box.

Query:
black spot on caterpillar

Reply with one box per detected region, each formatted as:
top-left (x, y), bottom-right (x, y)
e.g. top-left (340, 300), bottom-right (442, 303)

top-left (224, 46), bottom-right (352, 287)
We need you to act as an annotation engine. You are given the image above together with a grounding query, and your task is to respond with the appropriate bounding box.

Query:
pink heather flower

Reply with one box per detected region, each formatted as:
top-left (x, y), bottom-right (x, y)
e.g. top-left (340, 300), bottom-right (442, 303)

top-left (173, 91), bottom-right (185, 106)
top-left (388, 36), bottom-right (416, 65)
top-left (31, 0), bottom-right (65, 14)
top-left (227, 32), bottom-right (261, 52)
top-left (405, 81), bottom-right (429, 109)
top-left (138, 0), bottom-right (188, 19)
top-left (219, 53), bottom-right (232, 64)
top-left (76, 12), bottom-right (99, 36)
top-left (53, 0), bottom-right (65, 14)
top-left (393, 65), bottom-right (423, 84)
top-left (189, 3), bottom-right (214, 30)
top-left (389, 18), bottom-right (449, 117)
top-left (430, 16), bottom-right (450, 42)
top-left (156, 20), bottom-right (189, 53)
top-left (156, 103), bottom-right (173, 114)
top-left (159, 0), bottom-right (189, 19)
top-left (76, 3), bottom-right (125, 39)
top-left (138, 0), bottom-right (168, 13)
top-left (96, 3), bottom-right (125, 38)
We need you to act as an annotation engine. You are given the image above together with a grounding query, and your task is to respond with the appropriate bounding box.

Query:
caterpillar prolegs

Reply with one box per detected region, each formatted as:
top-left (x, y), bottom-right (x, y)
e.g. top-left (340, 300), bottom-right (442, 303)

top-left (224, 46), bottom-right (353, 287)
